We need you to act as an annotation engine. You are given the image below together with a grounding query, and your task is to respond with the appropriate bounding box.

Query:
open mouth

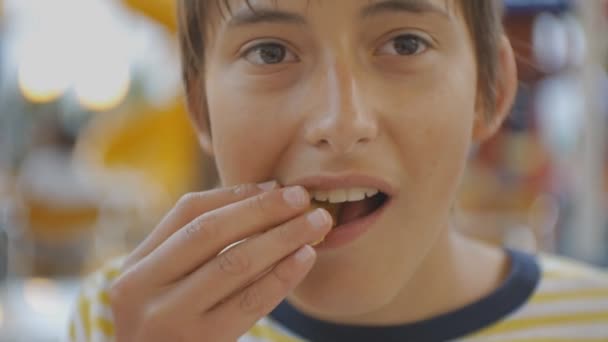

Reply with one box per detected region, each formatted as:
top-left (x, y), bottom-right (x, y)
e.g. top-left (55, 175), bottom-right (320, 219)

top-left (310, 188), bottom-right (390, 229)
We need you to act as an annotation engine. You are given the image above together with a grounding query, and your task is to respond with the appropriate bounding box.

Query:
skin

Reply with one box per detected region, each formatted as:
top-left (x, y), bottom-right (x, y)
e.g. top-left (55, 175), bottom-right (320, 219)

top-left (109, 0), bottom-right (517, 340)
top-left (198, 0), bottom-right (517, 323)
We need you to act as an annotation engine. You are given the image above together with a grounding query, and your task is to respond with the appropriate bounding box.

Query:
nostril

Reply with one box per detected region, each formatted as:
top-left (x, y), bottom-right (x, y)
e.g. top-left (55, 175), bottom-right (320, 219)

top-left (316, 139), bottom-right (331, 148)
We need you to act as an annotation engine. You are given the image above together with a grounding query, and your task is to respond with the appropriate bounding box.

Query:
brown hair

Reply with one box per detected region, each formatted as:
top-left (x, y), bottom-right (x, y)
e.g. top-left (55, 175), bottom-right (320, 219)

top-left (177, 0), bottom-right (504, 116)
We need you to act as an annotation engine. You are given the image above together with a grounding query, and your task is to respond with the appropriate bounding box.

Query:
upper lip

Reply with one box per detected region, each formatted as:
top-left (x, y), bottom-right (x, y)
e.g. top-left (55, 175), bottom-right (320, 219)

top-left (286, 173), bottom-right (398, 197)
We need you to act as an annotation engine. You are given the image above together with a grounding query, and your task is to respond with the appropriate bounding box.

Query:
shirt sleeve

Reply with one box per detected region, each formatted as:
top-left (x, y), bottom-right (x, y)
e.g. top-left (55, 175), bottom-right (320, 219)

top-left (68, 257), bottom-right (124, 342)
top-left (67, 257), bottom-right (301, 342)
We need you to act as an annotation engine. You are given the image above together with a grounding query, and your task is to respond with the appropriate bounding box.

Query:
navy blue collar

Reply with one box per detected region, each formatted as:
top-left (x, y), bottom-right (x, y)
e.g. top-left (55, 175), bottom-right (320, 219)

top-left (269, 249), bottom-right (540, 342)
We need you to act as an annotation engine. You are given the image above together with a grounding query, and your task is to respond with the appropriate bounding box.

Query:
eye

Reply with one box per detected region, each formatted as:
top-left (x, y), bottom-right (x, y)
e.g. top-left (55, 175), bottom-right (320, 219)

top-left (243, 42), bottom-right (299, 65)
top-left (376, 34), bottom-right (430, 56)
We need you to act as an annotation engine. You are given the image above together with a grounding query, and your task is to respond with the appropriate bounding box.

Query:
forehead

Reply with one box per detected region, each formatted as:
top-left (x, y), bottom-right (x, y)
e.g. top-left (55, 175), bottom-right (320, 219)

top-left (216, 0), bottom-right (453, 10)
top-left (207, 0), bottom-right (460, 26)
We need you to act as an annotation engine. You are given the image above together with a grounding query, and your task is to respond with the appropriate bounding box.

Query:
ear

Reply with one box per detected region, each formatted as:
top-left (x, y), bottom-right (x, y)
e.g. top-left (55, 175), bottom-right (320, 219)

top-left (186, 77), bottom-right (214, 156)
top-left (473, 36), bottom-right (518, 143)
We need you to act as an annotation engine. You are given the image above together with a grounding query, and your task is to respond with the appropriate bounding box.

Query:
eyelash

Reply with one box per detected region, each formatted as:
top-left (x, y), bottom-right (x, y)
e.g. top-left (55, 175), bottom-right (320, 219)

top-left (376, 33), bottom-right (432, 56)
top-left (240, 32), bottom-right (432, 66)
top-left (241, 41), bottom-right (299, 66)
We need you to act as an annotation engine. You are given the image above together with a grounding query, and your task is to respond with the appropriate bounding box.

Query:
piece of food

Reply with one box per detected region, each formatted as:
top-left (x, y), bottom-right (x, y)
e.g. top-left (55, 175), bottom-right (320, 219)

top-left (310, 200), bottom-right (340, 245)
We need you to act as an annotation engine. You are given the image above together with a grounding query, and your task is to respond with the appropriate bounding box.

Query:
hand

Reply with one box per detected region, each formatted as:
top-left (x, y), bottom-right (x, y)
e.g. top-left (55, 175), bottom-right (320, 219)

top-left (109, 182), bottom-right (332, 342)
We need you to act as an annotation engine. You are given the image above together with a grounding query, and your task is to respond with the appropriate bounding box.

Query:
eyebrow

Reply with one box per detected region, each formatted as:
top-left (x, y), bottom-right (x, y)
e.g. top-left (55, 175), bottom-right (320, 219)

top-left (227, 7), bottom-right (307, 27)
top-left (361, 0), bottom-right (450, 19)
top-left (226, 0), bottom-right (449, 28)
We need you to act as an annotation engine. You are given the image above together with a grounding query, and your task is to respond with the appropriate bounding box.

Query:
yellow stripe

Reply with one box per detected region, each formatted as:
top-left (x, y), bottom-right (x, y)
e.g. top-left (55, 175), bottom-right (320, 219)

top-left (503, 339), bottom-right (608, 342)
top-left (69, 320), bottom-right (76, 341)
top-left (104, 268), bottom-right (121, 282)
top-left (542, 270), bottom-right (573, 279)
top-left (531, 288), bottom-right (608, 303)
top-left (472, 311), bottom-right (608, 337)
top-left (92, 317), bottom-right (115, 336)
top-left (542, 269), bottom-right (608, 281)
top-left (78, 296), bottom-right (92, 341)
top-left (249, 323), bottom-right (302, 342)
top-left (98, 290), bottom-right (111, 306)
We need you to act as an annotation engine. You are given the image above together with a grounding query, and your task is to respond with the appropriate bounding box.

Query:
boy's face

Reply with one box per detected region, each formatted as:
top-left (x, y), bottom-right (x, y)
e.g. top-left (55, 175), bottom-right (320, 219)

top-left (197, 0), bottom-right (508, 318)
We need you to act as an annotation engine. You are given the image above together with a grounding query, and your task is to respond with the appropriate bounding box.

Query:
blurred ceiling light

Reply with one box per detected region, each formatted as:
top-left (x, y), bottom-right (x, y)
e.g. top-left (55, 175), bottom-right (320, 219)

top-left (14, 0), bottom-right (76, 104)
top-left (23, 277), bottom-right (63, 316)
top-left (563, 14), bottom-right (586, 67)
top-left (74, 57), bottom-right (131, 112)
top-left (17, 47), bottom-right (71, 103)
top-left (12, 0), bottom-right (133, 110)
top-left (535, 75), bottom-right (584, 158)
top-left (533, 12), bottom-right (568, 73)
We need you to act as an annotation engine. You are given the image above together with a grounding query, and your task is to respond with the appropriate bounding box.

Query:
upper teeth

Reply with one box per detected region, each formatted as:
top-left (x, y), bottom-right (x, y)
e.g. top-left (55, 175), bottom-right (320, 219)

top-left (311, 188), bottom-right (379, 203)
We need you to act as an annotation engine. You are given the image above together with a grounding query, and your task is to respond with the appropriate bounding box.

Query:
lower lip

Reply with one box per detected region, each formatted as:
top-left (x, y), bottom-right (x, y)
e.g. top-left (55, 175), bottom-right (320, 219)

top-left (314, 198), bottom-right (392, 251)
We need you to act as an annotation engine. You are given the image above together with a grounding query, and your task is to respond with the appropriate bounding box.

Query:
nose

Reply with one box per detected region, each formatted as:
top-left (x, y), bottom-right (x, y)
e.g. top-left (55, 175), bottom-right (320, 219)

top-left (305, 64), bottom-right (378, 154)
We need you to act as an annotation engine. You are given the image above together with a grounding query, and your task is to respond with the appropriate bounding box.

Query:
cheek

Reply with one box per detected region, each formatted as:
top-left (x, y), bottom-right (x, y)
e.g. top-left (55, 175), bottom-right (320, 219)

top-left (383, 65), bottom-right (476, 203)
top-left (205, 85), bottom-right (297, 185)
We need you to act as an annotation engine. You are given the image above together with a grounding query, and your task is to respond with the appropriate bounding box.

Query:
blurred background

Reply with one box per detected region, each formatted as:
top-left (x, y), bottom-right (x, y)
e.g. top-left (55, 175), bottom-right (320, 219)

top-left (0, 0), bottom-right (606, 340)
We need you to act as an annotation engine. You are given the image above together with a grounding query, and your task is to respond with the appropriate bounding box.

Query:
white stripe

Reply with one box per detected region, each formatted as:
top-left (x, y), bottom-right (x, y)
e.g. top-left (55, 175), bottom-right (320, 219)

top-left (465, 322), bottom-right (608, 341)
top-left (238, 335), bottom-right (273, 342)
top-left (88, 292), bottom-right (115, 342)
top-left (538, 276), bottom-right (608, 293)
top-left (540, 256), bottom-right (608, 279)
top-left (508, 298), bottom-right (608, 319)
top-left (91, 294), bottom-right (114, 320)
top-left (68, 304), bottom-right (86, 342)
top-left (71, 283), bottom-right (95, 342)
top-left (70, 265), bottom-right (117, 342)
top-left (239, 318), bottom-right (276, 342)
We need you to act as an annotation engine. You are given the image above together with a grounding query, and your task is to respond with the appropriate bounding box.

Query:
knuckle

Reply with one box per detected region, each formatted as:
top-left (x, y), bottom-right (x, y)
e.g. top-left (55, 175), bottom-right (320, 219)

top-left (231, 183), bottom-right (258, 197)
top-left (139, 303), bottom-right (189, 342)
top-left (270, 265), bottom-right (295, 292)
top-left (218, 247), bottom-right (250, 275)
top-left (141, 303), bottom-right (167, 331)
top-left (108, 278), bottom-right (135, 316)
top-left (176, 192), bottom-right (202, 212)
top-left (239, 287), bottom-right (264, 314)
top-left (275, 223), bottom-right (294, 244)
top-left (184, 213), bottom-right (219, 241)
top-left (119, 259), bottom-right (134, 274)
top-left (246, 192), bottom-right (271, 215)
top-left (108, 278), bottom-right (130, 305)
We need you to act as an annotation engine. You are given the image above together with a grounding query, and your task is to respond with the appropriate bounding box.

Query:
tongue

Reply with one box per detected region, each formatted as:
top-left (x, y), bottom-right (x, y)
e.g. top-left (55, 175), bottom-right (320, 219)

top-left (338, 197), bottom-right (377, 225)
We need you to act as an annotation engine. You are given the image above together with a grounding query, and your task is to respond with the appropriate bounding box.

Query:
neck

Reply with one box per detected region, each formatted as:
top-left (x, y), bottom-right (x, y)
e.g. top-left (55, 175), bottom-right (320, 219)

top-left (336, 227), bottom-right (510, 325)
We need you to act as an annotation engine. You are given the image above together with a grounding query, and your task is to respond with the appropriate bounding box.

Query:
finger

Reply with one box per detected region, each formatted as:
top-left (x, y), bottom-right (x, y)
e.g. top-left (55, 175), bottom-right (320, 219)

top-left (171, 208), bottom-right (331, 311)
top-left (124, 181), bottom-right (278, 269)
top-left (131, 186), bottom-right (311, 284)
top-left (204, 245), bottom-right (316, 341)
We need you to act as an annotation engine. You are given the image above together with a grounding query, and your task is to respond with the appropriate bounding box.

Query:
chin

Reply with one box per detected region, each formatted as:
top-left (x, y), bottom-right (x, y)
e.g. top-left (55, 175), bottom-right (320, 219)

top-left (287, 261), bottom-right (407, 320)
top-left (286, 222), bottom-right (443, 322)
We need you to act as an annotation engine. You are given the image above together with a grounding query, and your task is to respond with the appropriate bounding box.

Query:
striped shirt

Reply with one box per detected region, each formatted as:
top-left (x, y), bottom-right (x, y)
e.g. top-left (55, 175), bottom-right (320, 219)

top-left (69, 249), bottom-right (608, 341)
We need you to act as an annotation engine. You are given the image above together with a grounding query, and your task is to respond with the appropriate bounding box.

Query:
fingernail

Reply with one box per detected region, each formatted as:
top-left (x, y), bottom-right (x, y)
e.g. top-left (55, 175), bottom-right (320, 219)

top-left (295, 245), bottom-right (314, 263)
top-left (307, 209), bottom-right (330, 230)
top-left (258, 180), bottom-right (278, 191)
top-left (283, 186), bottom-right (309, 208)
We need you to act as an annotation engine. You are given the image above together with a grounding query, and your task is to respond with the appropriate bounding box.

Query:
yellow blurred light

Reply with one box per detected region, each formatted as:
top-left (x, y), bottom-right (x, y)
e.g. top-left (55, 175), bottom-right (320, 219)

top-left (0, 303), bottom-right (4, 329)
top-left (18, 54), bottom-right (70, 103)
top-left (123, 0), bottom-right (176, 32)
top-left (75, 60), bottom-right (131, 112)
